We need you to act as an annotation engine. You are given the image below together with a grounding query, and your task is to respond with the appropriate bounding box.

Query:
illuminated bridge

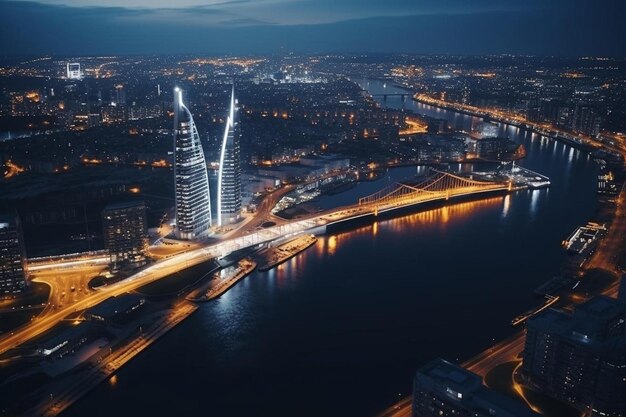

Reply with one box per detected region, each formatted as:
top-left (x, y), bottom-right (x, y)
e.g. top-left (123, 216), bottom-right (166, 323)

top-left (356, 169), bottom-right (511, 213)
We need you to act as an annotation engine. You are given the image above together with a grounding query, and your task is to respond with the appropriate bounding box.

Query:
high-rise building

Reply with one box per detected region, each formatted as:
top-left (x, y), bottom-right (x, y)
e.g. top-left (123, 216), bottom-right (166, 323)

top-left (66, 62), bottom-right (81, 79)
top-left (114, 84), bottom-right (126, 106)
top-left (570, 105), bottom-right (602, 137)
top-left (217, 86), bottom-right (242, 226)
top-left (521, 296), bottom-right (626, 417)
top-left (412, 358), bottom-right (539, 417)
top-left (102, 201), bottom-right (148, 268)
top-left (0, 214), bottom-right (28, 298)
top-left (173, 87), bottom-right (212, 239)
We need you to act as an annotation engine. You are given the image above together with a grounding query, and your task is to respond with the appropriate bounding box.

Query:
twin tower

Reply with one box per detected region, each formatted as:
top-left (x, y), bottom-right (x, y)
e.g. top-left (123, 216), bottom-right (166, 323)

top-left (173, 87), bottom-right (241, 240)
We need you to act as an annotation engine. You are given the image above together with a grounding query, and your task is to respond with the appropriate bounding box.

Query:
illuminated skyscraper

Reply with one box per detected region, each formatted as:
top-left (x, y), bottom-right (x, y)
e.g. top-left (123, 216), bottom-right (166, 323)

top-left (102, 201), bottom-right (148, 268)
top-left (66, 62), bottom-right (81, 79)
top-left (217, 86), bottom-right (242, 226)
top-left (114, 84), bottom-right (126, 106)
top-left (173, 87), bottom-right (212, 240)
top-left (0, 214), bottom-right (27, 299)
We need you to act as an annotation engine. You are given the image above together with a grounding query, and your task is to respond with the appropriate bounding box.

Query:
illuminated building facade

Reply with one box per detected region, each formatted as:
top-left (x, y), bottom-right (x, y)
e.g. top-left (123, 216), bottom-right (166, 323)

top-left (0, 214), bottom-right (28, 299)
top-left (521, 296), bottom-right (626, 417)
top-left (114, 84), bottom-right (126, 106)
top-left (217, 86), bottom-right (242, 226)
top-left (102, 201), bottom-right (148, 268)
top-left (173, 87), bottom-right (212, 239)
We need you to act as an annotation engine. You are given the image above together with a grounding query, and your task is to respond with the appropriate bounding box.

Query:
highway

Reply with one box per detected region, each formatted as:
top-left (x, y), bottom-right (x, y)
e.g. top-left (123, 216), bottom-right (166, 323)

top-left (30, 264), bottom-right (107, 316)
top-left (0, 247), bottom-right (215, 355)
top-left (27, 254), bottom-right (109, 271)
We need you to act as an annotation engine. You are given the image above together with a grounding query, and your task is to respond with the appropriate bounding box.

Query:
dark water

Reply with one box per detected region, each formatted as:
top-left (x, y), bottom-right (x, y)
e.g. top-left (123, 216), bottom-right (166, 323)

top-left (62, 79), bottom-right (598, 417)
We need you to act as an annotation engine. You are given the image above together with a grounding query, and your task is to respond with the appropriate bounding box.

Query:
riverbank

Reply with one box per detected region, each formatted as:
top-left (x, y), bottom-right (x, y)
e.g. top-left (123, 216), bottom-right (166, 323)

top-left (19, 301), bottom-right (198, 417)
top-left (412, 95), bottom-right (600, 153)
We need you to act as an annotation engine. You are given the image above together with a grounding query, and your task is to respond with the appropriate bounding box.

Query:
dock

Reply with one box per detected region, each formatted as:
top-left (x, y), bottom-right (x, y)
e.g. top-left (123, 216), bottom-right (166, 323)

top-left (257, 234), bottom-right (317, 272)
top-left (505, 164), bottom-right (551, 189)
top-left (473, 164), bottom-right (550, 190)
top-left (563, 222), bottom-right (607, 255)
top-left (186, 258), bottom-right (257, 302)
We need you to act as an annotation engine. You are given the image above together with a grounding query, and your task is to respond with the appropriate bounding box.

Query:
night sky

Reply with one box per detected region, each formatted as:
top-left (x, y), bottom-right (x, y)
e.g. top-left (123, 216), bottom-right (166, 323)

top-left (1, 0), bottom-right (624, 56)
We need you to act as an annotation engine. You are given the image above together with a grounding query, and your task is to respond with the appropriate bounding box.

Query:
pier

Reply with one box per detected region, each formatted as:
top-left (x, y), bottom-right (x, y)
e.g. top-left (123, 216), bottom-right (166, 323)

top-left (257, 234), bottom-right (318, 272)
top-left (186, 259), bottom-right (257, 302)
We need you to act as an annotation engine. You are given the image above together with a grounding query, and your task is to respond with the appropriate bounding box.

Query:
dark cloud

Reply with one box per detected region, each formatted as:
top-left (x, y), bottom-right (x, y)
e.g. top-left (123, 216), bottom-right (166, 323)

top-left (0, 0), bottom-right (624, 57)
top-left (217, 17), bottom-right (276, 26)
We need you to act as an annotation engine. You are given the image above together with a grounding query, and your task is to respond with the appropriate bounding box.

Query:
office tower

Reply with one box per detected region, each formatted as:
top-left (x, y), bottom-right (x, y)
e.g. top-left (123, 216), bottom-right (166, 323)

top-left (102, 201), bottom-right (148, 268)
top-left (66, 62), bottom-right (81, 79)
top-left (217, 86), bottom-right (242, 226)
top-left (114, 84), bottom-right (126, 106)
top-left (173, 87), bottom-right (212, 239)
top-left (101, 104), bottom-right (126, 124)
top-left (570, 105), bottom-right (602, 137)
top-left (412, 358), bottom-right (539, 417)
top-left (0, 214), bottom-right (28, 298)
top-left (521, 296), bottom-right (626, 417)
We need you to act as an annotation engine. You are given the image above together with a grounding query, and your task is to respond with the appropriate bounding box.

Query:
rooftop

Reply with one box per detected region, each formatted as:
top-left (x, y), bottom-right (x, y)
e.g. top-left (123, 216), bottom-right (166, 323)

top-left (415, 358), bottom-right (540, 417)
top-left (103, 200), bottom-right (145, 212)
top-left (528, 295), bottom-right (626, 346)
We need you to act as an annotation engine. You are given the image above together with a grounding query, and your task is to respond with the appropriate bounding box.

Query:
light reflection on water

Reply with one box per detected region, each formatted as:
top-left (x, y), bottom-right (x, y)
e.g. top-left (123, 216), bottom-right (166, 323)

top-left (267, 196), bottom-right (508, 287)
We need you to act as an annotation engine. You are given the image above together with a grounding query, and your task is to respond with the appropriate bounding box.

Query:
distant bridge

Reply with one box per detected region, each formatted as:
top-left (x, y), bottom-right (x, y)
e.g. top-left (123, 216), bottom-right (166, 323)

top-left (371, 93), bottom-right (411, 100)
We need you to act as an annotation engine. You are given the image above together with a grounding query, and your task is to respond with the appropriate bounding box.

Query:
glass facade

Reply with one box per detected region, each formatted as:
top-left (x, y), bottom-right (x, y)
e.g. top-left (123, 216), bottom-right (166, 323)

top-left (102, 200), bottom-right (148, 268)
top-left (0, 214), bottom-right (27, 298)
top-left (173, 88), bottom-right (212, 240)
top-left (217, 87), bottom-right (242, 226)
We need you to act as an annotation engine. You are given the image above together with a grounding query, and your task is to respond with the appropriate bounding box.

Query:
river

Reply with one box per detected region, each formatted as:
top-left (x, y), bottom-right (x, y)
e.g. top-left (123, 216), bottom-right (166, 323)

top-left (62, 79), bottom-right (598, 417)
